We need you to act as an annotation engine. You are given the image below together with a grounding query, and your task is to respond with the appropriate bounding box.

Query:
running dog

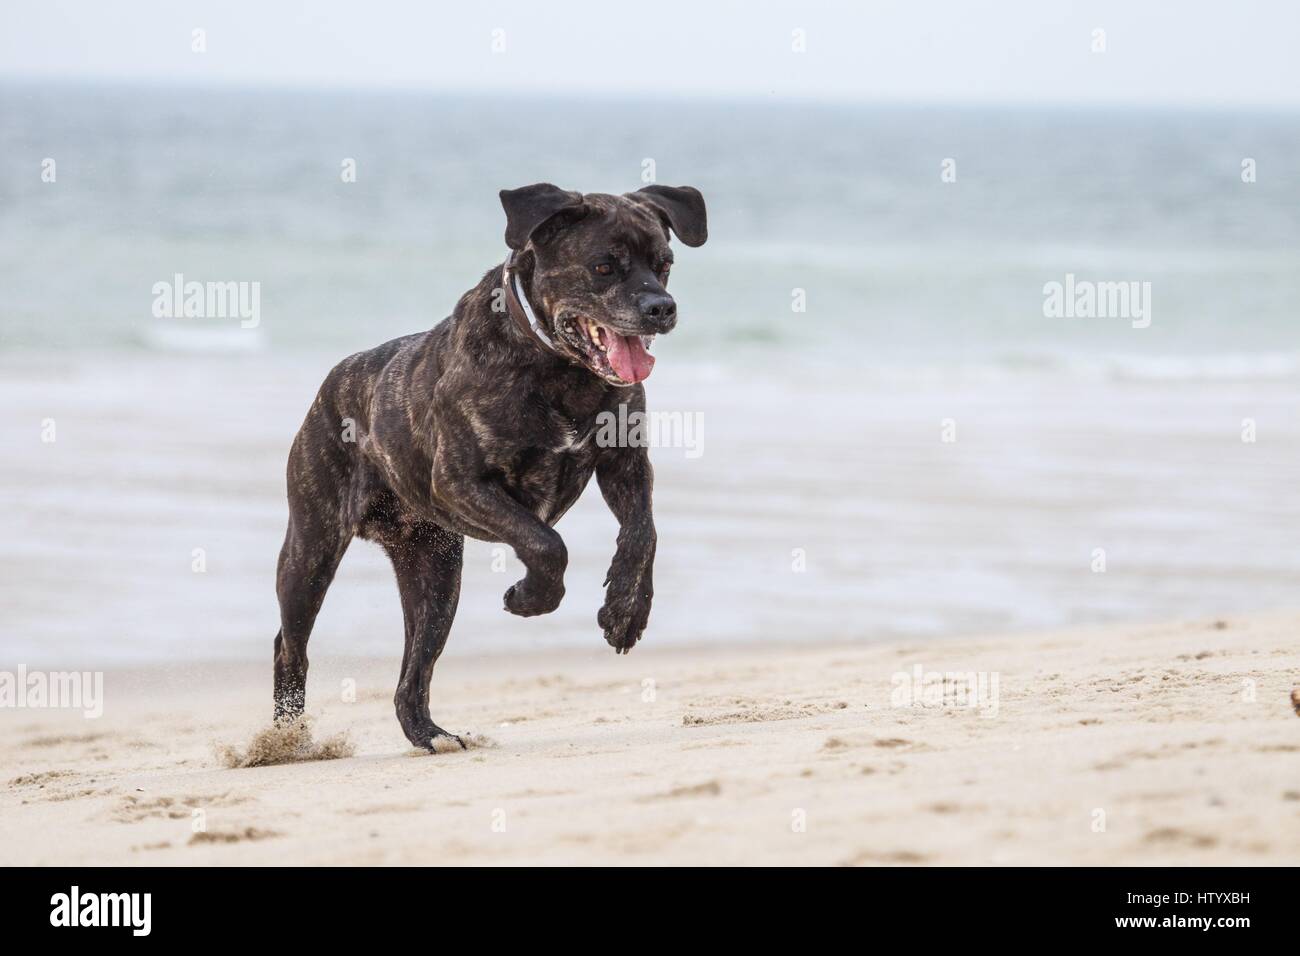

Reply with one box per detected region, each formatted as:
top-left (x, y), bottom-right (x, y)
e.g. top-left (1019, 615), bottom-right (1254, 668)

top-left (272, 183), bottom-right (707, 749)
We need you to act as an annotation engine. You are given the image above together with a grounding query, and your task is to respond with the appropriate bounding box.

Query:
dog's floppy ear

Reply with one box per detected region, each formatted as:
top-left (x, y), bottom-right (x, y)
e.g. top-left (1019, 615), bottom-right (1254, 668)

top-left (499, 183), bottom-right (585, 251)
top-left (633, 184), bottom-right (708, 247)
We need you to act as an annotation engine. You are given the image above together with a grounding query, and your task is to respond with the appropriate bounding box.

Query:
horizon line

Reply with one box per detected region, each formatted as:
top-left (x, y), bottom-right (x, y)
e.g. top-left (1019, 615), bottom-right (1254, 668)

top-left (2, 72), bottom-right (1298, 114)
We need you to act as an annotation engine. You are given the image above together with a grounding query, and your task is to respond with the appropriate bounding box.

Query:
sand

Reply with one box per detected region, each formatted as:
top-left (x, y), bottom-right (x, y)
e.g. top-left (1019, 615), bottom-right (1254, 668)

top-left (2, 612), bottom-right (1298, 866)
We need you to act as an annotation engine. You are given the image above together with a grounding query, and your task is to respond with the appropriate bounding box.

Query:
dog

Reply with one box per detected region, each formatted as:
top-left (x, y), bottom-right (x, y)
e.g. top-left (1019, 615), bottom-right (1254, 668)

top-left (272, 183), bottom-right (707, 750)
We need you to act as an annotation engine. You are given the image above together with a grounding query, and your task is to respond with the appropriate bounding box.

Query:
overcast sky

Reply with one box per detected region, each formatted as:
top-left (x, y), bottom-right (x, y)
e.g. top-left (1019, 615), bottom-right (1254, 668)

top-left (3, 0), bottom-right (1298, 106)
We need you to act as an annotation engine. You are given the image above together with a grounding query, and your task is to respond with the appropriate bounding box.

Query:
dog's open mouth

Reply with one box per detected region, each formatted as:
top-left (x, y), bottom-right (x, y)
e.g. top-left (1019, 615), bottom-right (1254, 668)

top-left (557, 316), bottom-right (656, 384)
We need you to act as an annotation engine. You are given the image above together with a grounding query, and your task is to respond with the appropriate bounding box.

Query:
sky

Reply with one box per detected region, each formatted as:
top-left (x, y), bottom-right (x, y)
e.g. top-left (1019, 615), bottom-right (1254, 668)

top-left (2, 0), bottom-right (1298, 106)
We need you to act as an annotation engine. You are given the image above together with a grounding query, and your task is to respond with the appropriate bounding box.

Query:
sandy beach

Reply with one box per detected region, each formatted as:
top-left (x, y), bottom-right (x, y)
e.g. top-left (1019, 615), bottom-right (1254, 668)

top-left (3, 611), bottom-right (1296, 866)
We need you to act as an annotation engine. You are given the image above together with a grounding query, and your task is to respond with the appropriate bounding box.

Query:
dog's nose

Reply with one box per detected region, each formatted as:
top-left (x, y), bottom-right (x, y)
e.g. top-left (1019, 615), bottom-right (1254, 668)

top-left (638, 293), bottom-right (677, 328)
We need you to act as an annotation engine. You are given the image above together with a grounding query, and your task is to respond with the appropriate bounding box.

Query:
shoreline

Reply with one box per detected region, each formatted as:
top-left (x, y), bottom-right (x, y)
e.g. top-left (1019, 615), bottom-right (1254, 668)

top-left (6, 351), bottom-right (1300, 667)
top-left (2, 612), bottom-right (1298, 865)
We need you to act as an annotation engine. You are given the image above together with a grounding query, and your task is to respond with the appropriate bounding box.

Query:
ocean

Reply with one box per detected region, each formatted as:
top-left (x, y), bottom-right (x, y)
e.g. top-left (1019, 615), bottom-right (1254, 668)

top-left (2, 81), bottom-right (1298, 664)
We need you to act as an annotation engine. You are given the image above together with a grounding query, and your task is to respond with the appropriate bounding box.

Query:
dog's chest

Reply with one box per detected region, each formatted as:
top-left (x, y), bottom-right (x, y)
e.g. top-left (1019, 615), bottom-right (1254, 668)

top-left (502, 415), bottom-right (601, 524)
top-left (550, 416), bottom-right (598, 454)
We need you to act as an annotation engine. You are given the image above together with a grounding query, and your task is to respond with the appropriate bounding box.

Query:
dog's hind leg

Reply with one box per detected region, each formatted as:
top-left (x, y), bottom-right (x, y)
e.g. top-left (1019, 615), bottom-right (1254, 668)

top-left (273, 514), bottom-right (352, 723)
top-left (381, 522), bottom-right (465, 751)
top-left (273, 396), bottom-right (360, 723)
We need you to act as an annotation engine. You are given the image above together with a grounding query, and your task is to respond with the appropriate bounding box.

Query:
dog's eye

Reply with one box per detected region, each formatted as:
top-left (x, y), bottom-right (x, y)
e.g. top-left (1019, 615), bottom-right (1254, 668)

top-left (594, 262), bottom-right (614, 276)
top-left (658, 263), bottom-right (671, 283)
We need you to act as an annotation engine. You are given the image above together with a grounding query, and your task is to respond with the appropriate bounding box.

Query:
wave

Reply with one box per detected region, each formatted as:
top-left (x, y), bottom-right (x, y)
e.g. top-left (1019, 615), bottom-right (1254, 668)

top-left (998, 350), bottom-right (1300, 384)
top-left (740, 349), bottom-right (1300, 387)
top-left (138, 324), bottom-right (266, 354)
top-left (113, 326), bottom-right (1300, 386)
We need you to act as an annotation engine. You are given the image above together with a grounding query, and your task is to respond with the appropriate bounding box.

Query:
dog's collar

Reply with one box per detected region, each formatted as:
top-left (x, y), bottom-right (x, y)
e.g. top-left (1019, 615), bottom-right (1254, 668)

top-left (502, 252), bottom-right (560, 355)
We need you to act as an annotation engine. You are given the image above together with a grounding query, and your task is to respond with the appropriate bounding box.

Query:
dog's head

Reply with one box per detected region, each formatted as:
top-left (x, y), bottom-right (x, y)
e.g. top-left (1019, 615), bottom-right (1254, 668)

top-left (499, 183), bottom-right (707, 385)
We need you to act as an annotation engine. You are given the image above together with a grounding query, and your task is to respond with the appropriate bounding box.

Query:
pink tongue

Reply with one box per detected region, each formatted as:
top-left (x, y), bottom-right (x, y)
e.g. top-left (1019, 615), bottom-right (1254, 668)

top-left (605, 332), bottom-right (655, 383)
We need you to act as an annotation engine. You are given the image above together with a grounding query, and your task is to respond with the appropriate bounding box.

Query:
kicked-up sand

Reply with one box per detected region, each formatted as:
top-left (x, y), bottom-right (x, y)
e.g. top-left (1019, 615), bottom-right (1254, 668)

top-left (1, 612), bottom-right (1297, 866)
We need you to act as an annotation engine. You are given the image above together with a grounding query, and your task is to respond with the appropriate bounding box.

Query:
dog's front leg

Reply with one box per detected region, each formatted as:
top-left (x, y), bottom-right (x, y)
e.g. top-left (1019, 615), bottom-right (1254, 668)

top-left (433, 455), bottom-right (568, 617)
top-left (595, 447), bottom-right (656, 654)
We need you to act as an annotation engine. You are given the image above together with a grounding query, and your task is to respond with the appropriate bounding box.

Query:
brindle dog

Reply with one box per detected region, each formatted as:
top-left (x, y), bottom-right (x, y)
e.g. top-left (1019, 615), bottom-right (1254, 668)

top-left (272, 183), bottom-right (707, 750)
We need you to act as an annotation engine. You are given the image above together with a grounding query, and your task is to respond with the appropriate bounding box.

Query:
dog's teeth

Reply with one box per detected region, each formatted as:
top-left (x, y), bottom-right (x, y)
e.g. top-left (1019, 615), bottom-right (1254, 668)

top-left (641, 335), bottom-right (655, 350)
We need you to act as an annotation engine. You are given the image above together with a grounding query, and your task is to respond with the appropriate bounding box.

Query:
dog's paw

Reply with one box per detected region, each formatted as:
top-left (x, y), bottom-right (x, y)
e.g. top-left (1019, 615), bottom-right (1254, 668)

top-left (504, 575), bottom-right (565, 617)
top-left (398, 713), bottom-right (467, 753)
top-left (421, 732), bottom-right (468, 754)
top-left (598, 593), bottom-right (651, 655)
